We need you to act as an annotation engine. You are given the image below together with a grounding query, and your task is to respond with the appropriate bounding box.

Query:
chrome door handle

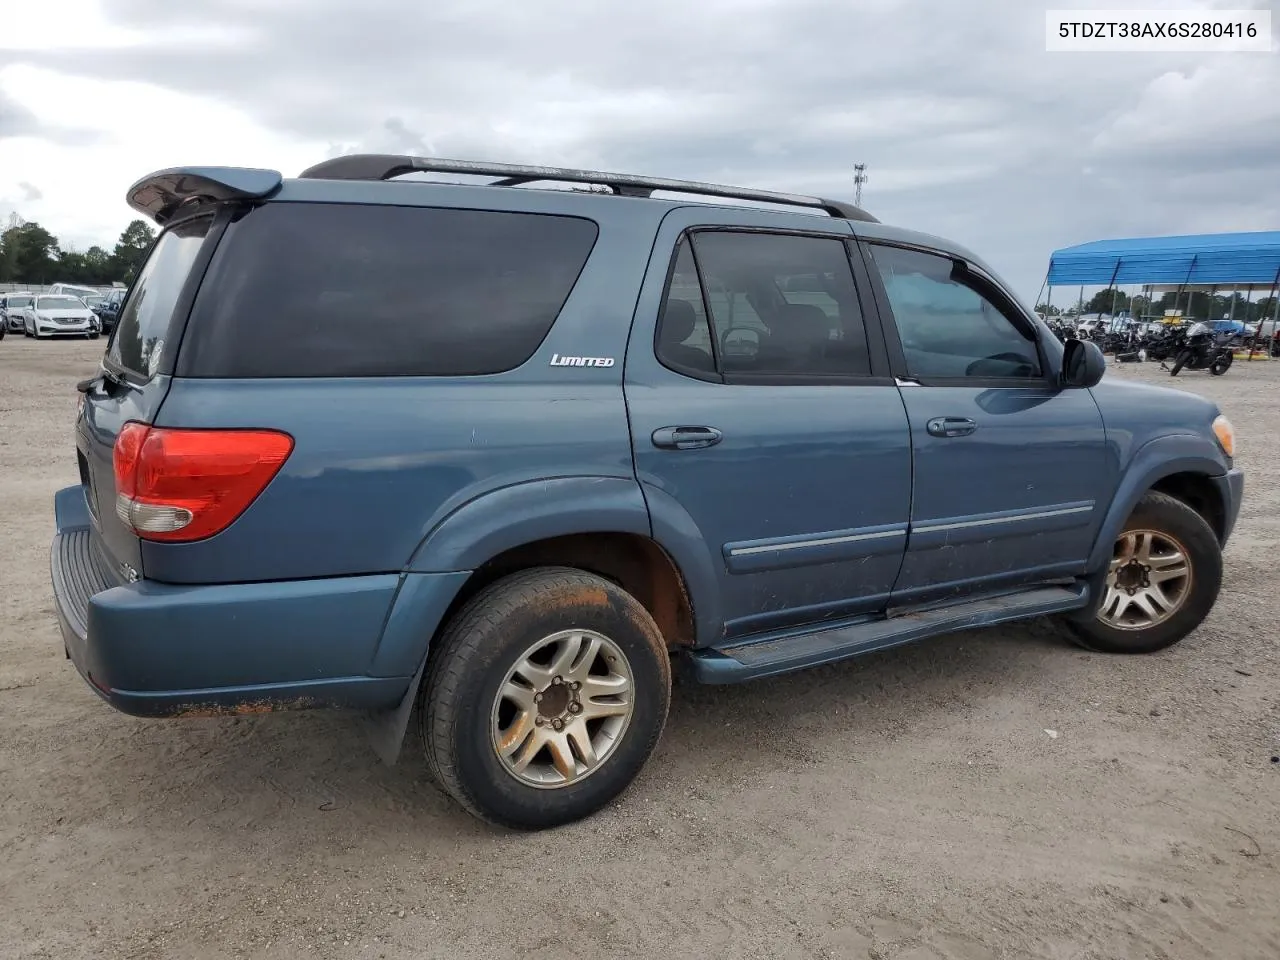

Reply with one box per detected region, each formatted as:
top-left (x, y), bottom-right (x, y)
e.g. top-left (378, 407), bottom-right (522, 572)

top-left (652, 426), bottom-right (723, 450)
top-left (926, 417), bottom-right (977, 438)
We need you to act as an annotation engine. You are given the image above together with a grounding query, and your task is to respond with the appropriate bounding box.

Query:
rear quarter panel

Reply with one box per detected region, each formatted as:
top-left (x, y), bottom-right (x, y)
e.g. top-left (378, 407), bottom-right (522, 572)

top-left (144, 187), bottom-right (671, 584)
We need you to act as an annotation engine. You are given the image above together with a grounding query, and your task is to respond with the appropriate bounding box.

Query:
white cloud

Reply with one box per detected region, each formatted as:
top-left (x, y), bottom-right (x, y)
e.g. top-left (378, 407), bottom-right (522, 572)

top-left (0, 63), bottom-right (320, 249)
top-left (0, 0), bottom-right (1276, 299)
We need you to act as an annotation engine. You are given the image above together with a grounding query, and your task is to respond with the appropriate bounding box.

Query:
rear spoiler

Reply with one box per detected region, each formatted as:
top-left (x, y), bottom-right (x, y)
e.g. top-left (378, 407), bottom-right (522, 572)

top-left (126, 167), bottom-right (283, 225)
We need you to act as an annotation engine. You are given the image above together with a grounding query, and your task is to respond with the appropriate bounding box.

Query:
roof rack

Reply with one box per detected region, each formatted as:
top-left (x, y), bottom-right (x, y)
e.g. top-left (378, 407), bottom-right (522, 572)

top-left (297, 154), bottom-right (878, 223)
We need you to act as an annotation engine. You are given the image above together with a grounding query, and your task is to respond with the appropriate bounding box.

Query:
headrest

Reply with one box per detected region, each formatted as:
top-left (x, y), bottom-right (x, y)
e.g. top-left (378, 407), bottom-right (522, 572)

top-left (662, 299), bottom-right (698, 341)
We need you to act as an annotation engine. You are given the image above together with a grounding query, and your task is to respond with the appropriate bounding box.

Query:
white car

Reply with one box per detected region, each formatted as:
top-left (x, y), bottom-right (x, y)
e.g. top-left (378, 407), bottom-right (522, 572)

top-left (1, 292), bottom-right (35, 332)
top-left (22, 294), bottom-right (99, 340)
top-left (48, 282), bottom-right (105, 300)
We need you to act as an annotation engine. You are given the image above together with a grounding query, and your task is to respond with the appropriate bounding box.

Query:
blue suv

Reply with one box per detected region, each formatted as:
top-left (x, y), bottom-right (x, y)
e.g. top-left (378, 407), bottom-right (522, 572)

top-left (51, 156), bottom-right (1244, 829)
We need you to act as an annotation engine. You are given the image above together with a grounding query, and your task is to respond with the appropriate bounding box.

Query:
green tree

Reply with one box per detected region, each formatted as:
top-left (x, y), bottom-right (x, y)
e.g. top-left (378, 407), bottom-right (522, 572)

top-left (1035, 303), bottom-right (1061, 316)
top-left (0, 222), bottom-right (61, 284)
top-left (110, 219), bottom-right (156, 282)
top-left (1083, 287), bottom-right (1129, 315)
top-left (83, 245), bottom-right (111, 283)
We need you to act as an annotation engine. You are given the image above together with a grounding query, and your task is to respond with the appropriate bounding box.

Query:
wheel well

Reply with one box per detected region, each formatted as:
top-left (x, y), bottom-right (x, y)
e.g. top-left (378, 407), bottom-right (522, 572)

top-left (439, 533), bottom-right (696, 650)
top-left (1150, 472), bottom-right (1226, 542)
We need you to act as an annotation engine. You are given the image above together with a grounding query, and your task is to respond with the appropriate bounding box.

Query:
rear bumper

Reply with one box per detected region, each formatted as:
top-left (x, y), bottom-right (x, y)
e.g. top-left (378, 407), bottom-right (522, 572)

top-left (49, 485), bottom-right (465, 718)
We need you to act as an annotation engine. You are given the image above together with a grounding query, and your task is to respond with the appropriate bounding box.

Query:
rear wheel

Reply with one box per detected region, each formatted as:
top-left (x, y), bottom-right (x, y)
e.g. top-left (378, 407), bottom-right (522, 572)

top-left (1067, 492), bottom-right (1221, 654)
top-left (1210, 352), bottom-right (1232, 375)
top-left (420, 567), bottom-right (671, 829)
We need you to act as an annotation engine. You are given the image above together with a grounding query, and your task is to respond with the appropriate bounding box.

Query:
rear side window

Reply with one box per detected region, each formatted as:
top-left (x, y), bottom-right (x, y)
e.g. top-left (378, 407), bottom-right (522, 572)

top-left (179, 203), bottom-right (599, 378)
top-left (108, 216), bottom-right (211, 378)
top-left (656, 230), bottom-right (872, 380)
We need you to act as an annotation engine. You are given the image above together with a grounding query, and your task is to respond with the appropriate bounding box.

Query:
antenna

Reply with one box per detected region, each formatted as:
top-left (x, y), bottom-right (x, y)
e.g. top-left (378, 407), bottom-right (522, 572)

top-left (853, 163), bottom-right (868, 208)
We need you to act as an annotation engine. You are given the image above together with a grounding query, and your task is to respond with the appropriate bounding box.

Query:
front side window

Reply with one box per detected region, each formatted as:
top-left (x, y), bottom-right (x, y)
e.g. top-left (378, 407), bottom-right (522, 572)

top-left (656, 230), bottom-right (872, 379)
top-left (868, 244), bottom-right (1041, 380)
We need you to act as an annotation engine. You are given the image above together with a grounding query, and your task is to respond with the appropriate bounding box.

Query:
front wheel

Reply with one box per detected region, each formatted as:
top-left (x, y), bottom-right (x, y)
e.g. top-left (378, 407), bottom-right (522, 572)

top-left (1067, 492), bottom-right (1222, 654)
top-left (420, 567), bottom-right (672, 829)
top-left (1169, 349), bottom-right (1192, 376)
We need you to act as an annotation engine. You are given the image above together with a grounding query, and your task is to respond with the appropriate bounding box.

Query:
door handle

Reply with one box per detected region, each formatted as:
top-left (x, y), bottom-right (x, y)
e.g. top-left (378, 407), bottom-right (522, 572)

top-left (652, 426), bottom-right (723, 450)
top-left (926, 417), bottom-right (977, 438)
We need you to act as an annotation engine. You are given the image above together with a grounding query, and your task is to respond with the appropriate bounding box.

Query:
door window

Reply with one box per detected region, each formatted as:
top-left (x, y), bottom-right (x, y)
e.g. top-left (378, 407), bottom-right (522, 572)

top-left (868, 244), bottom-right (1042, 380)
top-left (656, 231), bottom-right (872, 379)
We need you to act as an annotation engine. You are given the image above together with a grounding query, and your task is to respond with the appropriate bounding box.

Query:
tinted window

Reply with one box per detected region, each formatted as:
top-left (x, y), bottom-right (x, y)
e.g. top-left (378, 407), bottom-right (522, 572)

top-left (179, 203), bottom-right (599, 378)
top-left (108, 216), bottom-right (210, 378)
top-left (656, 240), bottom-right (716, 376)
top-left (689, 231), bottom-right (871, 377)
top-left (869, 245), bottom-right (1041, 380)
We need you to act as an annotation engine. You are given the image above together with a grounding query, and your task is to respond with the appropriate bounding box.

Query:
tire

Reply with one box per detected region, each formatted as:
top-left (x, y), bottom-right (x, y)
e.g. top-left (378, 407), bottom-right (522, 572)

top-left (1169, 350), bottom-right (1192, 376)
top-left (419, 567), bottom-right (672, 829)
top-left (1210, 352), bottom-right (1232, 375)
top-left (1067, 492), bottom-right (1222, 654)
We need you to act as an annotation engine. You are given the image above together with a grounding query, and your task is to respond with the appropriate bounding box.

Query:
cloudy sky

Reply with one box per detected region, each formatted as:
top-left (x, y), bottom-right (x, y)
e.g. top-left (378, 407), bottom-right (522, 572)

top-left (0, 0), bottom-right (1276, 300)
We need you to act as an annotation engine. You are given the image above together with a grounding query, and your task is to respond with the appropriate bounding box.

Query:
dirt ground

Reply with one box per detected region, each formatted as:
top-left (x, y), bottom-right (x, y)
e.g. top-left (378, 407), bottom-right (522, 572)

top-left (1, 336), bottom-right (1277, 960)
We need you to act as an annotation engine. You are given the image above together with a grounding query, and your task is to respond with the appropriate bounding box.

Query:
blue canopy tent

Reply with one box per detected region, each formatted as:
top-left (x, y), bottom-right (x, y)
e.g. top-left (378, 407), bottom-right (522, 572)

top-left (1044, 232), bottom-right (1280, 344)
top-left (1048, 230), bottom-right (1280, 288)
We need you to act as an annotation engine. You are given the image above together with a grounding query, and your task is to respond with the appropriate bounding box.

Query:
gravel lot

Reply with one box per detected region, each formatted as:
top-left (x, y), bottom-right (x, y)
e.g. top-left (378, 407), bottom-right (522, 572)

top-left (1, 337), bottom-right (1277, 960)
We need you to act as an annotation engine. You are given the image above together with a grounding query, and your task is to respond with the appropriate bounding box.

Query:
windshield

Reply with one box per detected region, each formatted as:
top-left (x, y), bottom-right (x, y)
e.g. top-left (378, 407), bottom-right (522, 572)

top-left (84, 295), bottom-right (105, 306)
top-left (8, 296), bottom-right (32, 308)
top-left (38, 296), bottom-right (86, 310)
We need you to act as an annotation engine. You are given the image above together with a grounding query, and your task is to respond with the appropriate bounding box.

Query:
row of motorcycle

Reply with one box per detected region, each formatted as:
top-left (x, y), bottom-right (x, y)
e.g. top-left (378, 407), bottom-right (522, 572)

top-left (1042, 318), bottom-right (1249, 377)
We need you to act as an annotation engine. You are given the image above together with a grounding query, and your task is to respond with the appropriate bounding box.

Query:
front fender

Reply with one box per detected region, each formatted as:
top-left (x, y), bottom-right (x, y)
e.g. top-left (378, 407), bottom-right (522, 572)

top-left (1086, 432), bottom-right (1229, 573)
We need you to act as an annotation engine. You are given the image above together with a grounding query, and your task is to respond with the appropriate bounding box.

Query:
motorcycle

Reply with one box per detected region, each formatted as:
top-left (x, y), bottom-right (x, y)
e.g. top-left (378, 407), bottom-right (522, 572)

top-left (1168, 321), bottom-right (1233, 376)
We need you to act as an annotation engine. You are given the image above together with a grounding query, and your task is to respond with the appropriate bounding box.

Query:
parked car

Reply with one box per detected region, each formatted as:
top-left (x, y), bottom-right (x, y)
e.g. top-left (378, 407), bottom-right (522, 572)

top-left (22, 294), bottom-right (99, 339)
top-left (51, 157), bottom-right (1243, 830)
top-left (91, 288), bottom-right (126, 333)
top-left (48, 282), bottom-right (106, 300)
top-left (1, 292), bottom-right (34, 332)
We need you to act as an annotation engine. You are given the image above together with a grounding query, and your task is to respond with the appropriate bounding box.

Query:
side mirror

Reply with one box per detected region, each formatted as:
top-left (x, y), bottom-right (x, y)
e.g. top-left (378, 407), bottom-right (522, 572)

top-left (1061, 337), bottom-right (1105, 388)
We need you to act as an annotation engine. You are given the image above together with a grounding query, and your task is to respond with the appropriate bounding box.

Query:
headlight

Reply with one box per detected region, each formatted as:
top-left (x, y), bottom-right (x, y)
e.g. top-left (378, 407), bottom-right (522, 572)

top-left (1212, 415), bottom-right (1235, 458)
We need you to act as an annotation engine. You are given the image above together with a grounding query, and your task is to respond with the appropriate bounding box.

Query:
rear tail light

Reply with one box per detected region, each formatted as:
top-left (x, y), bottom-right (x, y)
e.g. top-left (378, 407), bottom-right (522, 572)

top-left (113, 423), bottom-right (294, 542)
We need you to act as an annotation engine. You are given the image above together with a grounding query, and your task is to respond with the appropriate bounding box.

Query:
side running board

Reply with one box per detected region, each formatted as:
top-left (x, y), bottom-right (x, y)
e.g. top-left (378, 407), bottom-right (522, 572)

top-left (687, 584), bottom-right (1090, 684)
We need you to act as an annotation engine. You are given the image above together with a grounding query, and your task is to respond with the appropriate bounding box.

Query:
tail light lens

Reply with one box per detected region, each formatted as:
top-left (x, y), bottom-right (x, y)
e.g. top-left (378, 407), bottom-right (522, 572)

top-left (113, 423), bottom-right (294, 542)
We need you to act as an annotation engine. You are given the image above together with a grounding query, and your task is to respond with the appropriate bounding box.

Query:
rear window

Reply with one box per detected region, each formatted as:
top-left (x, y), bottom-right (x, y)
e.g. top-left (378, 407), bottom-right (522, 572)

top-left (108, 216), bottom-right (212, 378)
top-left (177, 202), bottom-right (599, 378)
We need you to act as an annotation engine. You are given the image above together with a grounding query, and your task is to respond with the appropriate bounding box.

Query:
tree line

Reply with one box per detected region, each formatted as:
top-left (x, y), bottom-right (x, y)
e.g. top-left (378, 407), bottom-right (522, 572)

top-left (1039, 287), bottom-right (1279, 324)
top-left (0, 214), bottom-right (156, 287)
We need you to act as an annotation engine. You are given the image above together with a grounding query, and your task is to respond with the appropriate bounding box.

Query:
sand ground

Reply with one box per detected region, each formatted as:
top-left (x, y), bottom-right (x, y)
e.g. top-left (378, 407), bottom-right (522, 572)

top-left (1, 337), bottom-right (1277, 960)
